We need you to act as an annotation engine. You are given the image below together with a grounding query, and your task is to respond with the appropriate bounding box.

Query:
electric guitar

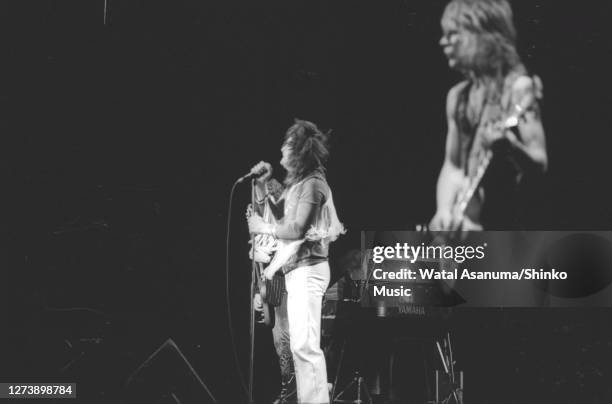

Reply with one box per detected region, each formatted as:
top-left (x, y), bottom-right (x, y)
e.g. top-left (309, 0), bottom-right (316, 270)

top-left (254, 258), bottom-right (276, 327)
top-left (248, 210), bottom-right (285, 328)
top-left (421, 89), bottom-right (536, 237)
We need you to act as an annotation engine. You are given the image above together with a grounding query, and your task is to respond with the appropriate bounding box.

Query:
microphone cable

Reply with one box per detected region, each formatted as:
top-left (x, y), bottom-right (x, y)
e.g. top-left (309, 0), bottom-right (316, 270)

top-left (224, 179), bottom-right (250, 401)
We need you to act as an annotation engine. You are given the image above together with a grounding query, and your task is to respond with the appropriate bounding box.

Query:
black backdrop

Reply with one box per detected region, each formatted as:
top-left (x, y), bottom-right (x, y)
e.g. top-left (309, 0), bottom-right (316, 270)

top-left (6, 1), bottom-right (612, 403)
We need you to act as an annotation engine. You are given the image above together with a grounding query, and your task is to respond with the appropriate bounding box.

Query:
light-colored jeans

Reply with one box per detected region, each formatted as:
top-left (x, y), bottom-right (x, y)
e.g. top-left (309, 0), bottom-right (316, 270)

top-left (285, 261), bottom-right (330, 404)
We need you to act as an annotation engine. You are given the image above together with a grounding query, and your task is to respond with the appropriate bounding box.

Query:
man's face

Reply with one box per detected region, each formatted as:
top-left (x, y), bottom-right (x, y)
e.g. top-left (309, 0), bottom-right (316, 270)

top-left (439, 19), bottom-right (474, 71)
top-left (280, 139), bottom-right (292, 170)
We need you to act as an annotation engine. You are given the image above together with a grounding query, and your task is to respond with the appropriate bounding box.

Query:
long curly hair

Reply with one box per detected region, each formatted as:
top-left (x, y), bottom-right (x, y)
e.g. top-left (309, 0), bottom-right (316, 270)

top-left (442, 0), bottom-right (526, 99)
top-left (283, 119), bottom-right (331, 186)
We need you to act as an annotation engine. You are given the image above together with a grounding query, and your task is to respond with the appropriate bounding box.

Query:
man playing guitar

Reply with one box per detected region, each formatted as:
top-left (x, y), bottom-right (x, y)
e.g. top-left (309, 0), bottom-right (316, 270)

top-left (248, 119), bottom-right (345, 404)
top-left (430, 0), bottom-right (548, 232)
top-left (249, 172), bottom-right (297, 404)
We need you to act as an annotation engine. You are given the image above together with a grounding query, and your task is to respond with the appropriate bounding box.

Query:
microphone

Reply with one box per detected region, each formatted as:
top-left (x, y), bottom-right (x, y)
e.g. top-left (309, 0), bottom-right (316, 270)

top-left (237, 165), bottom-right (270, 183)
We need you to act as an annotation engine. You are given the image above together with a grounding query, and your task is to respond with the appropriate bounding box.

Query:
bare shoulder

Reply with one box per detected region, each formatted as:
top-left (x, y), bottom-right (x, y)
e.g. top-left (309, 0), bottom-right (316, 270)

top-left (446, 80), bottom-right (469, 113)
top-left (511, 75), bottom-right (543, 100)
top-left (448, 80), bottom-right (469, 101)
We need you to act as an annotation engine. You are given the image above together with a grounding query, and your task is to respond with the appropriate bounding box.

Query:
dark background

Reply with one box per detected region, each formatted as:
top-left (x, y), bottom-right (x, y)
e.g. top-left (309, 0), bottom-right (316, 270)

top-left (5, 1), bottom-right (612, 403)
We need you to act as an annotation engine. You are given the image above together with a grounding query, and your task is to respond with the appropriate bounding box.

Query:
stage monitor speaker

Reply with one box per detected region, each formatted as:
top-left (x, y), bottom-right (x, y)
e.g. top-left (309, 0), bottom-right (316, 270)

top-left (125, 339), bottom-right (217, 404)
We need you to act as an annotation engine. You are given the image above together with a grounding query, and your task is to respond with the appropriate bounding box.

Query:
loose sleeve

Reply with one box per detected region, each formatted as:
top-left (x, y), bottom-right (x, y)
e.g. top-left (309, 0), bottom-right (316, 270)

top-left (274, 178), bottom-right (326, 240)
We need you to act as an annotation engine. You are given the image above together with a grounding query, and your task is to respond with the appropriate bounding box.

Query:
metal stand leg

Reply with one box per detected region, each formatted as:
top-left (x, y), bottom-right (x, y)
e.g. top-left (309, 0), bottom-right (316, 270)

top-left (333, 370), bottom-right (372, 404)
top-left (330, 338), bottom-right (347, 401)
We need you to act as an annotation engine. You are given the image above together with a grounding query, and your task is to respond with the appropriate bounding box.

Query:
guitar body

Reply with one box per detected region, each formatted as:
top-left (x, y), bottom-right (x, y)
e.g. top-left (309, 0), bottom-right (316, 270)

top-left (255, 262), bottom-right (276, 327)
top-left (420, 78), bottom-right (539, 243)
top-left (248, 179), bottom-right (301, 327)
top-left (419, 180), bottom-right (485, 244)
top-left (252, 233), bottom-right (287, 328)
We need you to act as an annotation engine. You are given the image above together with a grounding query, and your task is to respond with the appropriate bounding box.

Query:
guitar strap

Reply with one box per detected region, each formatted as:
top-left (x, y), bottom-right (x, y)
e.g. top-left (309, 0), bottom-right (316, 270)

top-left (456, 81), bottom-right (488, 177)
top-left (459, 72), bottom-right (529, 179)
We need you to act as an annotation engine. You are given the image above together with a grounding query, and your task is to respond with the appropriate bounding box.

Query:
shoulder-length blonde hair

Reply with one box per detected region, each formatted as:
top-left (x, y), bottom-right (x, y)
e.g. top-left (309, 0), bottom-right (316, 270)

top-left (442, 0), bottom-right (526, 97)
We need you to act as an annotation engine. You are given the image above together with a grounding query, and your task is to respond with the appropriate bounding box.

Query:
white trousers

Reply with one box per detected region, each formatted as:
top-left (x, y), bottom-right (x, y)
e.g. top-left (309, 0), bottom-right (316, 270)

top-left (285, 261), bottom-right (330, 404)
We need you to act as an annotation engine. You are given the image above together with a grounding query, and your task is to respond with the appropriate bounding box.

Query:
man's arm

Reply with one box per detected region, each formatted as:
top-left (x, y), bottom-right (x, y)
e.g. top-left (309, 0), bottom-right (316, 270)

top-left (508, 76), bottom-right (548, 173)
top-left (251, 161), bottom-right (273, 209)
top-left (253, 178), bottom-right (284, 219)
top-left (274, 178), bottom-right (324, 240)
top-left (248, 177), bottom-right (324, 240)
top-left (249, 161), bottom-right (285, 220)
top-left (430, 84), bottom-right (467, 230)
top-left (488, 76), bottom-right (548, 173)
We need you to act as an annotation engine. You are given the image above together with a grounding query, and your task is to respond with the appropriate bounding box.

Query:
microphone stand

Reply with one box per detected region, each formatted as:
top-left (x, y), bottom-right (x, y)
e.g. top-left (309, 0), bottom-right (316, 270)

top-left (248, 179), bottom-right (257, 404)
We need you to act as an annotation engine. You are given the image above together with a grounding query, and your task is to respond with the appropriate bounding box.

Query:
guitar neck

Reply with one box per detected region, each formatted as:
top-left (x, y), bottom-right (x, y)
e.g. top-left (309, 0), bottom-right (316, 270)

top-left (455, 149), bottom-right (493, 218)
top-left (454, 98), bottom-right (530, 217)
